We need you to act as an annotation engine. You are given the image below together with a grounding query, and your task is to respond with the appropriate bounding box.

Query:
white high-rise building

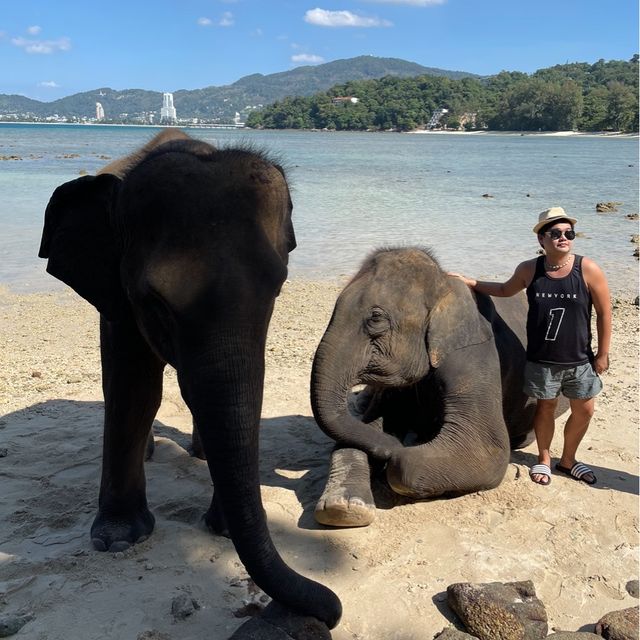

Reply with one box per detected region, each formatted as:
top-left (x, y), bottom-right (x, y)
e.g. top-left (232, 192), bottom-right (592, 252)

top-left (95, 102), bottom-right (105, 121)
top-left (160, 92), bottom-right (177, 123)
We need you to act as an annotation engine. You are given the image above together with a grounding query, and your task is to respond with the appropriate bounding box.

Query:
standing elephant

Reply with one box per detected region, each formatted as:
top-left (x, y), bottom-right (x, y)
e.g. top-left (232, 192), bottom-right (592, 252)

top-left (311, 247), bottom-right (541, 527)
top-left (39, 131), bottom-right (341, 632)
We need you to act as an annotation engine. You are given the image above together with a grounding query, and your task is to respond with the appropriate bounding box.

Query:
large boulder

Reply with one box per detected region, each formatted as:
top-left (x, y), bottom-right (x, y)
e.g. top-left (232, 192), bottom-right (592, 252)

top-left (447, 580), bottom-right (548, 640)
top-left (434, 629), bottom-right (479, 639)
top-left (546, 634), bottom-right (601, 639)
top-left (594, 606), bottom-right (639, 640)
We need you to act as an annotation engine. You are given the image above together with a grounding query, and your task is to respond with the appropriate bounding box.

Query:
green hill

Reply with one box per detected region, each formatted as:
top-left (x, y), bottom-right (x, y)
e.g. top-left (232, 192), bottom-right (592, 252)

top-left (0, 56), bottom-right (477, 122)
top-left (248, 56), bottom-right (639, 133)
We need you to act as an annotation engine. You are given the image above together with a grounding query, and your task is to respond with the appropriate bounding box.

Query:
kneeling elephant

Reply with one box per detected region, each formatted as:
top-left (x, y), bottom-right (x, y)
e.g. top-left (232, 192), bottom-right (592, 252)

top-left (311, 247), bottom-right (541, 527)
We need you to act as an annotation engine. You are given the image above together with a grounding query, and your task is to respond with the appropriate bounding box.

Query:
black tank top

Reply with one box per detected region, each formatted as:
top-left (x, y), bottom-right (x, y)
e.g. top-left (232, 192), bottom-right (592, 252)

top-left (526, 255), bottom-right (593, 365)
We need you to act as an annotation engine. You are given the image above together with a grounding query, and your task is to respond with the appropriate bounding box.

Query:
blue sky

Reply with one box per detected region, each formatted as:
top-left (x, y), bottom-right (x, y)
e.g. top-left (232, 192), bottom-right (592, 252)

top-left (2, 0), bottom-right (638, 102)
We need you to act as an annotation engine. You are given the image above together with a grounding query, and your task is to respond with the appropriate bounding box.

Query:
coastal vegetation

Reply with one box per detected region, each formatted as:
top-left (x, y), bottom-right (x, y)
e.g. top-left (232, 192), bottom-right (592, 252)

top-left (1, 55), bottom-right (636, 133)
top-left (0, 57), bottom-right (473, 124)
top-left (246, 56), bottom-right (638, 133)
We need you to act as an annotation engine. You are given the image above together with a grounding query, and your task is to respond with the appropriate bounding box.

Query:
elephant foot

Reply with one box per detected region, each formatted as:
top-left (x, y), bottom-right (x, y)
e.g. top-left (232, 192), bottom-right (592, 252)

top-left (314, 448), bottom-right (375, 528)
top-left (90, 507), bottom-right (155, 552)
top-left (315, 493), bottom-right (375, 528)
top-left (229, 601), bottom-right (332, 640)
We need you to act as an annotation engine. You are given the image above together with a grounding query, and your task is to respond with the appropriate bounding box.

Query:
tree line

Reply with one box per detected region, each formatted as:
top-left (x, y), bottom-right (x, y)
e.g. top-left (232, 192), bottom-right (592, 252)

top-left (246, 57), bottom-right (638, 133)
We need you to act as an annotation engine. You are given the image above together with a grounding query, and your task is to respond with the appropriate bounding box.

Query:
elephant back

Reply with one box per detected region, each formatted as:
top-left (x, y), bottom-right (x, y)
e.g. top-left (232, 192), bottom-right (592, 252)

top-left (475, 293), bottom-right (539, 449)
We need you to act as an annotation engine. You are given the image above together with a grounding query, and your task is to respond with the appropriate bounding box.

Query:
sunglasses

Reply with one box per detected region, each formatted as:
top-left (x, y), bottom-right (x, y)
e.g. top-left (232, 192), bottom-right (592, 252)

top-left (545, 228), bottom-right (576, 240)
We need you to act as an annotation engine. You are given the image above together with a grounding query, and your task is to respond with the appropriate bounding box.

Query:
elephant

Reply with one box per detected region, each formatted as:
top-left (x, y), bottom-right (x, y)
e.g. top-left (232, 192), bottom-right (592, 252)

top-left (38, 130), bottom-right (342, 632)
top-left (310, 246), bottom-right (543, 528)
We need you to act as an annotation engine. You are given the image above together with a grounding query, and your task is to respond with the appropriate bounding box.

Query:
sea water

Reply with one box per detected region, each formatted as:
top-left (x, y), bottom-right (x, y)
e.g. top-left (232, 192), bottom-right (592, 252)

top-left (0, 123), bottom-right (638, 295)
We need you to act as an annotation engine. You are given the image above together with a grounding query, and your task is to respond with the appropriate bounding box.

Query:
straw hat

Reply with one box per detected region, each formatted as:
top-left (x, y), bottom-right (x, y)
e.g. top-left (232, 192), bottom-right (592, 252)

top-left (532, 207), bottom-right (577, 234)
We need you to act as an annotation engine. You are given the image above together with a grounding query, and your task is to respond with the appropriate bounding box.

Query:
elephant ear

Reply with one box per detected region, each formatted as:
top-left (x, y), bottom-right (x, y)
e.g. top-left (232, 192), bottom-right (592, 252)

top-left (39, 173), bottom-right (127, 320)
top-left (427, 277), bottom-right (494, 368)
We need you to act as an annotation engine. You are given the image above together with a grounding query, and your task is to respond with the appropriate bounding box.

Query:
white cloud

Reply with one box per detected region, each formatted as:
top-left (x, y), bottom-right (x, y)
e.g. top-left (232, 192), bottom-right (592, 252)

top-left (27, 25), bottom-right (42, 35)
top-left (11, 36), bottom-right (71, 54)
top-left (219, 11), bottom-right (234, 27)
top-left (304, 8), bottom-right (392, 27)
top-left (362, 0), bottom-right (445, 5)
top-left (38, 80), bottom-right (60, 88)
top-left (197, 17), bottom-right (213, 26)
top-left (291, 53), bottom-right (325, 64)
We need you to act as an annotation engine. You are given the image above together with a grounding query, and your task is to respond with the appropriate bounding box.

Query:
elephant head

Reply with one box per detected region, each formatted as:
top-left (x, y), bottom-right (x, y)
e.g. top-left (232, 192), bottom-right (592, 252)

top-left (39, 134), bottom-right (341, 628)
top-left (311, 247), bottom-right (497, 465)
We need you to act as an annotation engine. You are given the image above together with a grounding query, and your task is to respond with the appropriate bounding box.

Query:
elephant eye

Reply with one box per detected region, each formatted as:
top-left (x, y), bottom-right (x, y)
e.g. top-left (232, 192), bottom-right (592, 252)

top-left (365, 307), bottom-right (391, 336)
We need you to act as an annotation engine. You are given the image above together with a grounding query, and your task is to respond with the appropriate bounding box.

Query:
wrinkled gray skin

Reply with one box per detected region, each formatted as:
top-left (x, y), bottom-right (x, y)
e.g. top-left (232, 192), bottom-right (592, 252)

top-left (311, 247), bottom-right (539, 527)
top-left (39, 131), bottom-right (341, 632)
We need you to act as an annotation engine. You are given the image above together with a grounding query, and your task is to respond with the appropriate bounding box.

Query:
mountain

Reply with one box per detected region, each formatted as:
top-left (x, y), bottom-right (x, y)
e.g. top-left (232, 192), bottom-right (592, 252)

top-left (0, 56), bottom-right (478, 122)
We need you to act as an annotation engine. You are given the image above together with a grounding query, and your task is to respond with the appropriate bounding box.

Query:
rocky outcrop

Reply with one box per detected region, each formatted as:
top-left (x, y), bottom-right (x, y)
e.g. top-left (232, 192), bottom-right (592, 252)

top-left (441, 581), bottom-right (638, 640)
top-left (546, 634), bottom-right (601, 639)
top-left (596, 201), bottom-right (622, 212)
top-left (434, 629), bottom-right (479, 639)
top-left (0, 613), bottom-right (34, 638)
top-left (446, 580), bottom-right (548, 640)
top-left (594, 606), bottom-right (639, 640)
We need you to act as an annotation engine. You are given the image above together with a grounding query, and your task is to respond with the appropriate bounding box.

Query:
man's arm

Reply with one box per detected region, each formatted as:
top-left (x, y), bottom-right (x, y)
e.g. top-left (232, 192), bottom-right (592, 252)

top-left (448, 260), bottom-right (535, 298)
top-left (583, 257), bottom-right (612, 374)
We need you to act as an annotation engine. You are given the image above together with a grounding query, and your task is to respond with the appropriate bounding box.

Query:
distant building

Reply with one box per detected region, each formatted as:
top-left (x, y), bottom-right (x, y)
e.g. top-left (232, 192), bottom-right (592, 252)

top-left (427, 108), bottom-right (448, 130)
top-left (95, 102), bottom-right (105, 121)
top-left (160, 92), bottom-right (177, 124)
top-left (331, 96), bottom-right (359, 106)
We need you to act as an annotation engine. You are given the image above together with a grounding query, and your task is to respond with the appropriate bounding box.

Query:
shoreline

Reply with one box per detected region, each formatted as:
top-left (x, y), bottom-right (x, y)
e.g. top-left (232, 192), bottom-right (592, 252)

top-left (1, 120), bottom-right (638, 138)
top-left (409, 129), bottom-right (639, 138)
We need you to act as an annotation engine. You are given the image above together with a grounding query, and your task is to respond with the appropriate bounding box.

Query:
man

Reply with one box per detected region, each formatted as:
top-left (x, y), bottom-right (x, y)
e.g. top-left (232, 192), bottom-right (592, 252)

top-left (450, 207), bottom-right (611, 486)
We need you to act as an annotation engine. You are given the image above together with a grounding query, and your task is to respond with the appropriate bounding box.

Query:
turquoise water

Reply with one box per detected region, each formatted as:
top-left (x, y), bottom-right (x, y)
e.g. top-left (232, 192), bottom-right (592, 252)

top-left (1, 123), bottom-right (638, 294)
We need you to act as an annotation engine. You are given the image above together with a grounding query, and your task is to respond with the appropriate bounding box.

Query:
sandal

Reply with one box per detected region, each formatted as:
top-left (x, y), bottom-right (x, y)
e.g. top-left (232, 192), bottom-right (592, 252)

top-left (555, 462), bottom-right (597, 485)
top-left (529, 463), bottom-right (552, 485)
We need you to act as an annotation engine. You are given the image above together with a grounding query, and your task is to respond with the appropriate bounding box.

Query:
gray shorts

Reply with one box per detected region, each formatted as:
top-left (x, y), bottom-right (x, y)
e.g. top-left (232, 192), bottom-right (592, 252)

top-left (523, 361), bottom-right (603, 400)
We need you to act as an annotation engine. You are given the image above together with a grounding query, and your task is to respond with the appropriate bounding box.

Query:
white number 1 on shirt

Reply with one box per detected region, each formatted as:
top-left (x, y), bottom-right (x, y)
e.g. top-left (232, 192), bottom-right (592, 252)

top-left (545, 307), bottom-right (565, 341)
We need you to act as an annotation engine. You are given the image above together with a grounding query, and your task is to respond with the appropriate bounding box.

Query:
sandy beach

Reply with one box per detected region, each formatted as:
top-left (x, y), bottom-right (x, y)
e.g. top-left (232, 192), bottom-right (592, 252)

top-left (0, 279), bottom-right (638, 639)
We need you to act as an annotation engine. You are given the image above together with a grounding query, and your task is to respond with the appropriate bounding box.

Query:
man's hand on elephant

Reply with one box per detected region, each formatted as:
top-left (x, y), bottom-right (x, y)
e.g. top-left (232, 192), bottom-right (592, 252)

top-left (447, 272), bottom-right (477, 289)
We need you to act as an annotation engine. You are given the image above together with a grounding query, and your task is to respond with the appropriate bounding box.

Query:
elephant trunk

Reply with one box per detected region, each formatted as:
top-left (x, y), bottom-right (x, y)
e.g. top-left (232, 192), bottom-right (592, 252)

top-left (311, 326), bottom-right (402, 461)
top-left (178, 326), bottom-right (341, 628)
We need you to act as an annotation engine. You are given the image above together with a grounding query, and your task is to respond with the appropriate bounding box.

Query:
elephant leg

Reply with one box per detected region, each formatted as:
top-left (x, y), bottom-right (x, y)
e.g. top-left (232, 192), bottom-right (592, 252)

top-left (314, 447), bottom-right (376, 527)
top-left (91, 315), bottom-right (165, 552)
top-left (203, 489), bottom-right (268, 540)
top-left (144, 429), bottom-right (155, 461)
top-left (203, 489), bottom-right (229, 538)
top-left (190, 419), bottom-right (206, 459)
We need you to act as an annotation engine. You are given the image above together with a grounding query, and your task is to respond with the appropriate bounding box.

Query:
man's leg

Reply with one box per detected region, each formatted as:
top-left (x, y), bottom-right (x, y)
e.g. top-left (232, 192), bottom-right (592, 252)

top-left (557, 397), bottom-right (596, 483)
top-left (531, 398), bottom-right (559, 484)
